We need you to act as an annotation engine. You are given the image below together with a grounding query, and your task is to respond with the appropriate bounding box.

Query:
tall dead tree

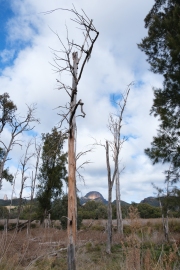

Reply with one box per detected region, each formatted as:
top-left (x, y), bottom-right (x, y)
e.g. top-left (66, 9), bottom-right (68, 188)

top-left (45, 6), bottom-right (99, 269)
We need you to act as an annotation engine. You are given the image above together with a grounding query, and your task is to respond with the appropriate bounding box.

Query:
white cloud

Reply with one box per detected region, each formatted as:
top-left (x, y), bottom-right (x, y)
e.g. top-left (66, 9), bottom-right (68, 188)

top-left (0, 0), bottom-right (168, 203)
top-left (0, 49), bottom-right (15, 63)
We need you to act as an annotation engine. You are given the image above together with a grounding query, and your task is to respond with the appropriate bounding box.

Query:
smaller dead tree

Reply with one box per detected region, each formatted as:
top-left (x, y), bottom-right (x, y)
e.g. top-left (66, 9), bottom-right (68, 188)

top-left (27, 140), bottom-right (41, 233)
top-left (93, 140), bottom-right (121, 254)
top-left (0, 104), bottom-right (39, 189)
top-left (108, 85), bottom-right (131, 237)
top-left (16, 140), bottom-right (35, 230)
top-left (95, 84), bottom-right (130, 253)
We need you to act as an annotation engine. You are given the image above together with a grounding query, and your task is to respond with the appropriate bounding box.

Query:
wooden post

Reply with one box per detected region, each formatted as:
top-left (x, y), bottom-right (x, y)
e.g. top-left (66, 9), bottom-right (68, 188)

top-left (67, 51), bottom-right (78, 270)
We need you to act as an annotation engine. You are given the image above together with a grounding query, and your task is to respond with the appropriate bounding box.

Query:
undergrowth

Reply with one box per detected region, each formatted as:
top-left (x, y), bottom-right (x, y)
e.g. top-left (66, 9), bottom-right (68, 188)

top-left (0, 211), bottom-right (180, 269)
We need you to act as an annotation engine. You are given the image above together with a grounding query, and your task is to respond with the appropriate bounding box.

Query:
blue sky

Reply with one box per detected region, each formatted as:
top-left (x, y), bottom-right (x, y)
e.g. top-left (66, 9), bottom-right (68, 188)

top-left (0, 1), bottom-right (14, 69)
top-left (0, 0), bottom-right (169, 203)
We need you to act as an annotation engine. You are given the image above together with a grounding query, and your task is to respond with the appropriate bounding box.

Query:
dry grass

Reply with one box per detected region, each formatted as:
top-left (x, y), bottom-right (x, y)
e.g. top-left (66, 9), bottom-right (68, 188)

top-left (0, 214), bottom-right (180, 269)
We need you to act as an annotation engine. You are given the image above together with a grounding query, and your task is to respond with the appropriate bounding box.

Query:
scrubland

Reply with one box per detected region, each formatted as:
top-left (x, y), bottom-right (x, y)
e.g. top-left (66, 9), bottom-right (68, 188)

top-left (0, 217), bottom-right (180, 269)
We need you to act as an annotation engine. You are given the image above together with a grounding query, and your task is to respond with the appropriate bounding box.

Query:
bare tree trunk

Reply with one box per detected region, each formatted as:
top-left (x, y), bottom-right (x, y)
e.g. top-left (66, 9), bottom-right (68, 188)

top-left (16, 177), bottom-right (25, 230)
top-left (113, 123), bottom-right (123, 236)
top-left (159, 199), bottom-right (169, 242)
top-left (106, 141), bottom-right (115, 254)
top-left (116, 168), bottom-right (123, 236)
top-left (107, 185), bottom-right (112, 254)
top-left (28, 142), bottom-right (41, 234)
top-left (163, 214), bottom-right (169, 242)
top-left (67, 52), bottom-right (78, 270)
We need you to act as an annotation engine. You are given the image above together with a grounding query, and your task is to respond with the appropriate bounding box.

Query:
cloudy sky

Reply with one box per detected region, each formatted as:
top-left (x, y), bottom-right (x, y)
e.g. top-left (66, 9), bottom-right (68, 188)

top-left (0, 0), bottom-right (169, 203)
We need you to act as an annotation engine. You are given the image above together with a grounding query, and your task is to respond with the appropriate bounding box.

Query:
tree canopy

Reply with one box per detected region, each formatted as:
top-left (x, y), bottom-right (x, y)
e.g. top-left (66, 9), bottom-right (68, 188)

top-left (37, 128), bottom-right (67, 220)
top-left (0, 93), bottom-right (17, 188)
top-left (138, 0), bottom-right (180, 181)
top-left (0, 92), bottom-right (17, 133)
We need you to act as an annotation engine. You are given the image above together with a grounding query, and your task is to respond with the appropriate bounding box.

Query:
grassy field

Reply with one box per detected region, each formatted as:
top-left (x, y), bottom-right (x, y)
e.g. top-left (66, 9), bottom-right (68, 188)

top-left (0, 217), bottom-right (180, 269)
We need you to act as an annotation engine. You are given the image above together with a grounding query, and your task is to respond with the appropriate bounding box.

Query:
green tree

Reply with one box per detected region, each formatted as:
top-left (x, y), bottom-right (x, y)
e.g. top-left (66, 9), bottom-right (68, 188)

top-left (0, 206), bottom-right (9, 219)
top-left (138, 0), bottom-right (180, 181)
top-left (0, 93), bottom-right (16, 188)
top-left (0, 92), bottom-right (17, 133)
top-left (0, 147), bottom-right (13, 184)
top-left (37, 128), bottom-right (67, 221)
top-left (51, 194), bottom-right (82, 230)
top-left (96, 204), bottom-right (108, 219)
top-left (137, 203), bottom-right (161, 218)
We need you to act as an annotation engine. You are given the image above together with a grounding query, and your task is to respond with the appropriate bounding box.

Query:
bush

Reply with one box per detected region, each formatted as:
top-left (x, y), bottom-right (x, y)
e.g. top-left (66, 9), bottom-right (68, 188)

top-left (137, 203), bottom-right (161, 218)
top-left (0, 206), bottom-right (9, 219)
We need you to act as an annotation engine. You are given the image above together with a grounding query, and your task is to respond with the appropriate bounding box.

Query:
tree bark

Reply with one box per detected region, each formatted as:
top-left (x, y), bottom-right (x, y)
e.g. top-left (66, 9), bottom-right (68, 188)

top-left (106, 141), bottom-right (113, 254)
top-left (16, 177), bottom-right (25, 230)
top-left (67, 52), bottom-right (78, 270)
top-left (107, 185), bottom-right (112, 254)
top-left (116, 169), bottom-right (123, 236)
top-left (114, 123), bottom-right (123, 236)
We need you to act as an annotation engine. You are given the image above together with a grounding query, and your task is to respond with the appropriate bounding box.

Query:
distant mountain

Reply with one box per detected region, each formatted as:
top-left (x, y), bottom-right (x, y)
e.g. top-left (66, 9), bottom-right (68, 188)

top-left (112, 200), bottom-right (130, 207)
top-left (0, 193), bottom-right (159, 209)
top-left (140, 197), bottom-right (159, 207)
top-left (85, 191), bottom-right (104, 200)
top-left (80, 191), bottom-right (130, 206)
top-left (80, 191), bottom-right (108, 205)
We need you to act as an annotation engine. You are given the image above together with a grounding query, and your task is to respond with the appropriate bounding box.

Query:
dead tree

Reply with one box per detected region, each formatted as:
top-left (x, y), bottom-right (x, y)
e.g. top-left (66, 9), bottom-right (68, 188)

top-left (44, 6), bottom-right (99, 269)
top-left (0, 104), bottom-right (39, 189)
top-left (92, 139), bottom-right (119, 254)
top-left (16, 140), bottom-right (35, 229)
top-left (95, 84), bottom-right (130, 253)
top-left (27, 140), bottom-right (41, 233)
top-left (109, 85), bottom-right (131, 236)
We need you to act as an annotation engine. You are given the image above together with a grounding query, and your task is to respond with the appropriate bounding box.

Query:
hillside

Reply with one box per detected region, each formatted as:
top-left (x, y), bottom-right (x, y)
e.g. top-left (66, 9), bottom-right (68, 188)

top-left (0, 198), bottom-right (36, 207)
top-left (140, 197), bottom-right (159, 207)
